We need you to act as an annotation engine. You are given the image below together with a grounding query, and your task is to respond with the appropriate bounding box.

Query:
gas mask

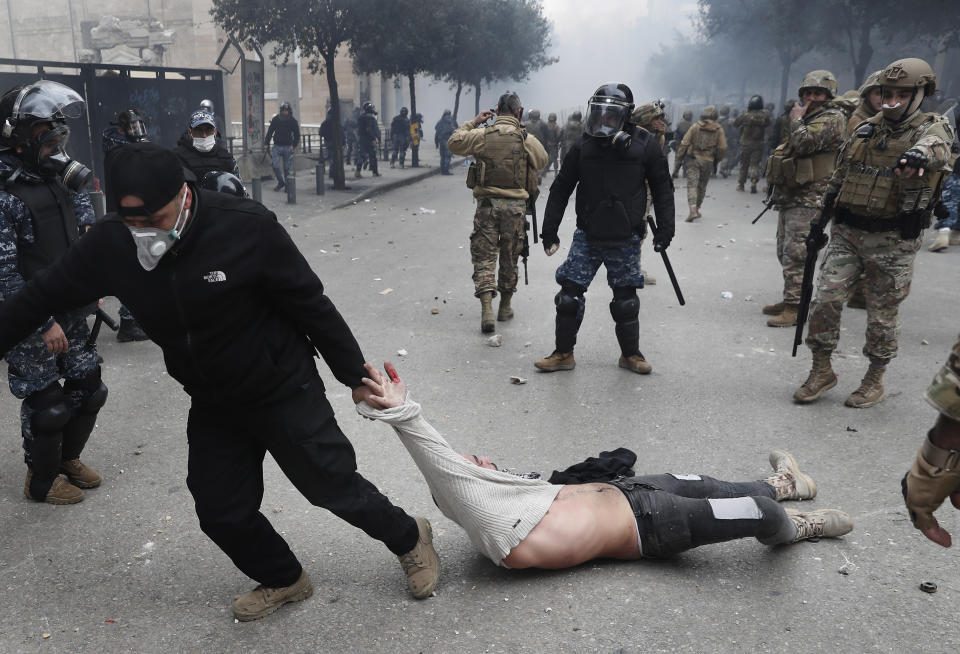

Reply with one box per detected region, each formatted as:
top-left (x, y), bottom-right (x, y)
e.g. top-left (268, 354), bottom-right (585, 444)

top-left (193, 135), bottom-right (216, 152)
top-left (32, 124), bottom-right (92, 191)
top-left (585, 100), bottom-right (633, 150)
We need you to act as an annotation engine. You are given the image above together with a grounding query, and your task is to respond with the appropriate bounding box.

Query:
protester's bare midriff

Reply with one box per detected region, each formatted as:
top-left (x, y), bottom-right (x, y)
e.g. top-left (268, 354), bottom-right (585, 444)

top-left (503, 483), bottom-right (640, 569)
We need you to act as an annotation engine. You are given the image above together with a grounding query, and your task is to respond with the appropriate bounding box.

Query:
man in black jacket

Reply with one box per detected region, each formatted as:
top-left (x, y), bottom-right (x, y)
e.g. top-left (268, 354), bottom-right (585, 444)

top-left (0, 143), bottom-right (440, 621)
top-left (264, 101), bottom-right (300, 191)
top-left (535, 83), bottom-right (675, 375)
top-left (173, 111), bottom-right (242, 187)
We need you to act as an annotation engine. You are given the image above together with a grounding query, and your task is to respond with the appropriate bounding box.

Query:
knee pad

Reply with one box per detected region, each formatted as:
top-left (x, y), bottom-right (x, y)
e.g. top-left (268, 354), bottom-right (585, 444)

top-left (609, 289), bottom-right (639, 323)
top-left (64, 367), bottom-right (108, 414)
top-left (26, 383), bottom-right (70, 434)
top-left (555, 284), bottom-right (585, 317)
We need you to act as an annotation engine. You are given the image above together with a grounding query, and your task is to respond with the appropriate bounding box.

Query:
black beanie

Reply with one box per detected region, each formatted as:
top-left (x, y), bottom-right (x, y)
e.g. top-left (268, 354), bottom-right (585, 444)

top-left (109, 142), bottom-right (184, 216)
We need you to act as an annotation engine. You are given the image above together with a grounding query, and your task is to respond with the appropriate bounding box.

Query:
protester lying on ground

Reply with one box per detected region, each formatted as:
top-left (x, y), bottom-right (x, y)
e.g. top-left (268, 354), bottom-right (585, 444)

top-left (356, 363), bottom-right (854, 569)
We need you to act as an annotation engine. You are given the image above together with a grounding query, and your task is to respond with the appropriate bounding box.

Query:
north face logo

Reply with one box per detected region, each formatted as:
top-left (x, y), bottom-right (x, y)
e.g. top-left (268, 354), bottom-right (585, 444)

top-left (203, 271), bottom-right (227, 283)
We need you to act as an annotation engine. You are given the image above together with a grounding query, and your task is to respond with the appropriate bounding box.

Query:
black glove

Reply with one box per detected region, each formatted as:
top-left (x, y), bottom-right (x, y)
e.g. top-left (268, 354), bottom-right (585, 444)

top-left (653, 232), bottom-right (673, 252)
top-left (893, 148), bottom-right (928, 173)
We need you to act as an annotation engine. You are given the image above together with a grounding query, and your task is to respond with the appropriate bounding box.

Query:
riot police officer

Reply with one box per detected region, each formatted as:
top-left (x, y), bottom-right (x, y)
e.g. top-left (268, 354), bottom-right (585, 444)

top-left (0, 80), bottom-right (105, 504)
top-left (535, 83), bottom-right (675, 374)
top-left (356, 102), bottom-right (381, 179)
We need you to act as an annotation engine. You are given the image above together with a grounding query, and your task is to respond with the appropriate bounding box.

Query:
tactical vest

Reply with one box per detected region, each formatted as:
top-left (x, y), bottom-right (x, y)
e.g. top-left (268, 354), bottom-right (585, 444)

top-left (765, 109), bottom-right (840, 189)
top-left (175, 145), bottom-right (237, 181)
top-left (4, 178), bottom-right (78, 280)
top-left (477, 126), bottom-right (527, 190)
top-left (576, 133), bottom-right (649, 243)
top-left (836, 112), bottom-right (944, 219)
top-left (692, 123), bottom-right (720, 156)
top-left (738, 111), bottom-right (768, 144)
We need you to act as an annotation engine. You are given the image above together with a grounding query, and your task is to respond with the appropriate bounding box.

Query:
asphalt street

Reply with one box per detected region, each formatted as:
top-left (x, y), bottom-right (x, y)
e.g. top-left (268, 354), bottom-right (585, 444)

top-left (1, 163), bottom-right (959, 653)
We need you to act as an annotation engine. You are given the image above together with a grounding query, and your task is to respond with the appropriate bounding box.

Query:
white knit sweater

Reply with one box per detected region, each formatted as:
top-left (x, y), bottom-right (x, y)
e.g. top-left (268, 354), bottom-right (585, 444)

top-left (357, 399), bottom-right (561, 567)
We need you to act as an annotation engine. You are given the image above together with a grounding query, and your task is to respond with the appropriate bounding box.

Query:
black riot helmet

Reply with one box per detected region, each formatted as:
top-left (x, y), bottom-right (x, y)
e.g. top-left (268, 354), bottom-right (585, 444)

top-left (748, 95), bottom-right (764, 111)
top-left (362, 101), bottom-right (377, 115)
top-left (279, 101), bottom-right (292, 113)
top-left (200, 171), bottom-right (246, 197)
top-left (116, 108), bottom-right (147, 141)
top-left (200, 98), bottom-right (215, 114)
top-left (399, 107), bottom-right (408, 116)
top-left (584, 83), bottom-right (634, 149)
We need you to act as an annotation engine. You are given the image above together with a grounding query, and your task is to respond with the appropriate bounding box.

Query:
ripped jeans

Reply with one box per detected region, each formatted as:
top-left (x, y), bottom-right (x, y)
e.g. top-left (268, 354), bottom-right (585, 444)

top-left (608, 474), bottom-right (795, 557)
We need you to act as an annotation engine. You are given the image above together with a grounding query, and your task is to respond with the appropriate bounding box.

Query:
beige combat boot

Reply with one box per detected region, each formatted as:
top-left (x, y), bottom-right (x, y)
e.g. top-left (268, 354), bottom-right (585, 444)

top-left (24, 470), bottom-right (83, 505)
top-left (685, 206), bottom-right (699, 222)
top-left (618, 354), bottom-right (652, 374)
top-left (535, 350), bottom-right (575, 372)
top-left (928, 229), bottom-right (950, 252)
top-left (793, 353), bottom-right (837, 403)
top-left (397, 517), bottom-right (441, 599)
top-left (233, 570), bottom-right (314, 621)
top-left (60, 459), bottom-right (102, 489)
top-left (479, 292), bottom-right (495, 333)
top-left (845, 365), bottom-right (885, 408)
top-left (766, 303), bottom-right (798, 327)
top-left (762, 301), bottom-right (785, 316)
top-left (785, 508), bottom-right (854, 542)
top-left (497, 292), bottom-right (514, 321)
top-left (764, 450), bottom-right (817, 501)
top-left (736, 183), bottom-right (745, 192)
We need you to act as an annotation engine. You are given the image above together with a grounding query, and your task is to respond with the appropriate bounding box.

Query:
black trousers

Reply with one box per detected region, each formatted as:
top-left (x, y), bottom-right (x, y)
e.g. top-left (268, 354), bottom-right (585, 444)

top-left (610, 474), bottom-right (793, 558)
top-left (185, 375), bottom-right (419, 587)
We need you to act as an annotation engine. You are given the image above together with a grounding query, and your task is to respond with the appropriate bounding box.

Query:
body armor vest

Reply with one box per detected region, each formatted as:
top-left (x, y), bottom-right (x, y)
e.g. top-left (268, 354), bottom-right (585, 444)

top-left (765, 108), bottom-right (840, 189)
top-left (576, 133), bottom-right (649, 243)
top-left (692, 123), bottom-right (720, 154)
top-left (4, 178), bottom-right (78, 280)
top-left (477, 126), bottom-right (527, 190)
top-left (175, 145), bottom-right (236, 181)
top-left (836, 112), bottom-right (943, 219)
top-left (738, 111), bottom-right (768, 144)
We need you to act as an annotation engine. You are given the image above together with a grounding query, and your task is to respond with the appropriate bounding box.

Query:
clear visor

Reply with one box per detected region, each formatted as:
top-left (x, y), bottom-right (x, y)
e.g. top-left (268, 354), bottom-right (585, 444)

top-left (128, 121), bottom-right (147, 139)
top-left (16, 81), bottom-right (84, 121)
top-left (585, 102), bottom-right (628, 138)
top-left (36, 124), bottom-right (70, 152)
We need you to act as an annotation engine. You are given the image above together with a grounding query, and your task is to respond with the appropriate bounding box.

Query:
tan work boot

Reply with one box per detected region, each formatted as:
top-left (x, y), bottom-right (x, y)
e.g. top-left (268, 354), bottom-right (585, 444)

top-left (479, 292), bottom-right (495, 333)
top-left (232, 570), bottom-right (314, 621)
top-left (785, 508), bottom-right (854, 542)
top-left (618, 354), bottom-right (652, 374)
top-left (766, 303), bottom-right (798, 327)
top-left (928, 230), bottom-right (950, 252)
top-left (685, 206), bottom-right (699, 222)
top-left (764, 450), bottom-right (817, 501)
top-left (845, 365), bottom-right (885, 408)
top-left (762, 301), bottom-right (785, 316)
top-left (497, 292), bottom-right (514, 321)
top-left (793, 353), bottom-right (838, 404)
top-left (398, 517), bottom-right (441, 599)
top-left (24, 470), bottom-right (83, 505)
top-left (736, 183), bottom-right (745, 192)
top-left (535, 350), bottom-right (575, 372)
top-left (60, 459), bottom-right (102, 489)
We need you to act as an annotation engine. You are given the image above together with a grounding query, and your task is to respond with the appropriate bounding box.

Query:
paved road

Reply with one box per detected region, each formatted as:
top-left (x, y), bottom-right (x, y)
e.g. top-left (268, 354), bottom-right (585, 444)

top-left (1, 169), bottom-right (958, 653)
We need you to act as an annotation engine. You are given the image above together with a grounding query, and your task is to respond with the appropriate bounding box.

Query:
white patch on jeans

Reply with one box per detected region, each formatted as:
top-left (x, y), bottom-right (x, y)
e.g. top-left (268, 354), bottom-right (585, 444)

top-left (707, 497), bottom-right (762, 520)
top-left (669, 473), bottom-right (701, 481)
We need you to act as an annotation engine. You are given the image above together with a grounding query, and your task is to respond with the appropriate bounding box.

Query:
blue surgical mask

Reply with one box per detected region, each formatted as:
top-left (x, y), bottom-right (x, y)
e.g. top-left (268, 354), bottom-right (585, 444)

top-left (127, 192), bottom-right (189, 271)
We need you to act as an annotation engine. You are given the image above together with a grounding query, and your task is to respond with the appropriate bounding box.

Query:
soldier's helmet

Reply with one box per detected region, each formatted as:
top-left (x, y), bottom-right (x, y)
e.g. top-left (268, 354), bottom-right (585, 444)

top-left (548, 112), bottom-right (557, 122)
top-left (116, 108), bottom-right (147, 141)
top-left (400, 107), bottom-right (408, 116)
top-left (700, 105), bottom-right (718, 121)
top-left (833, 90), bottom-right (861, 114)
top-left (798, 70), bottom-right (838, 99)
top-left (858, 70), bottom-right (883, 97)
top-left (200, 171), bottom-right (246, 197)
top-left (584, 83), bottom-right (634, 139)
top-left (362, 101), bottom-right (377, 115)
top-left (718, 104), bottom-right (730, 117)
top-left (682, 109), bottom-right (693, 121)
top-left (880, 58), bottom-right (936, 94)
top-left (748, 95), bottom-right (764, 111)
top-left (631, 102), bottom-right (664, 127)
top-left (529, 109), bottom-right (541, 120)
top-left (571, 110), bottom-right (582, 122)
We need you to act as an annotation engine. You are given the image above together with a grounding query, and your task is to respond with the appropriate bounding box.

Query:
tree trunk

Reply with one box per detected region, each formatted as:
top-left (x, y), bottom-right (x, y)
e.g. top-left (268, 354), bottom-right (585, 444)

top-left (474, 82), bottom-right (482, 116)
top-left (324, 51), bottom-right (346, 190)
top-left (453, 80), bottom-right (462, 122)
top-left (853, 22), bottom-right (873, 86)
top-left (778, 50), bottom-right (792, 109)
top-left (407, 72), bottom-right (417, 117)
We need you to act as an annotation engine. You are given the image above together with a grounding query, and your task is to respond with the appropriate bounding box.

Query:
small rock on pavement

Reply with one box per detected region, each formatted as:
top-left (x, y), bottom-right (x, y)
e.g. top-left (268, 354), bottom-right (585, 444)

top-left (510, 376), bottom-right (527, 385)
top-left (486, 334), bottom-right (502, 347)
top-left (431, 307), bottom-right (439, 314)
top-left (397, 348), bottom-right (408, 356)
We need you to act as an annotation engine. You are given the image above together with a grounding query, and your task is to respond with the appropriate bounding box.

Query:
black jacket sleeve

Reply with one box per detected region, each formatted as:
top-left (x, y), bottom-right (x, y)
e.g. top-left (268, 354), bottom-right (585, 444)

top-left (255, 217), bottom-right (366, 389)
top-left (264, 115), bottom-right (278, 146)
top-left (541, 144), bottom-right (581, 246)
top-left (644, 138), bottom-right (675, 243)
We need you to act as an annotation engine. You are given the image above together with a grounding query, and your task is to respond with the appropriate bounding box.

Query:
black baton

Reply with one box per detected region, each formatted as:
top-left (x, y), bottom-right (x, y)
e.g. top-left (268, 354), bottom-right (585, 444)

top-left (84, 308), bottom-right (119, 351)
top-left (646, 216), bottom-right (685, 306)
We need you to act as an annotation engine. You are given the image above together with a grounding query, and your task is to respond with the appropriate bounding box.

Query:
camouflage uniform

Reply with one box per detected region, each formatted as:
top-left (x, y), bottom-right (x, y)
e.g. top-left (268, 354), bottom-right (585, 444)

top-left (926, 335), bottom-right (960, 421)
top-left (734, 109), bottom-right (771, 189)
top-left (718, 106), bottom-right (739, 177)
top-left (545, 114), bottom-right (561, 174)
top-left (805, 109), bottom-right (954, 360)
top-left (768, 102), bottom-right (846, 305)
top-left (0, 156), bottom-right (102, 497)
top-left (561, 114), bottom-right (583, 161)
top-left (525, 112), bottom-right (551, 179)
top-left (935, 170), bottom-right (960, 230)
top-left (676, 107), bottom-right (726, 218)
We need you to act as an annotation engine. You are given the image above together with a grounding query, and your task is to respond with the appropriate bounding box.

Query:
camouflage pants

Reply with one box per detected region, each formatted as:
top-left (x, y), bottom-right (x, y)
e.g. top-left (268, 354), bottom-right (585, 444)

top-left (738, 144), bottom-right (764, 186)
top-left (470, 197), bottom-right (527, 297)
top-left (685, 158), bottom-right (713, 208)
top-left (776, 206), bottom-right (818, 304)
top-left (805, 223), bottom-right (921, 361)
top-left (926, 334), bottom-right (960, 420)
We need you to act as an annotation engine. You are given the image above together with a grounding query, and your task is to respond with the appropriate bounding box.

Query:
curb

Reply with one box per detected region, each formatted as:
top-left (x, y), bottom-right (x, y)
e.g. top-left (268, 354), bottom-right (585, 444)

top-left (331, 158), bottom-right (464, 210)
